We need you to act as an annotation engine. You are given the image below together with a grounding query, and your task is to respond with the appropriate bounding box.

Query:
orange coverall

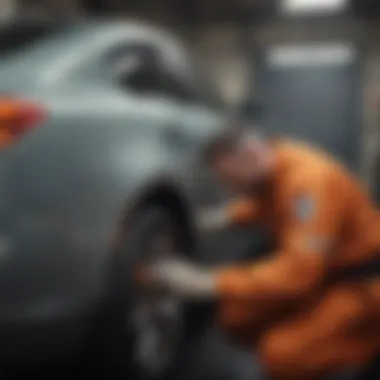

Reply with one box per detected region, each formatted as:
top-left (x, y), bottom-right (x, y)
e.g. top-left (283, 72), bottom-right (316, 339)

top-left (215, 139), bottom-right (380, 379)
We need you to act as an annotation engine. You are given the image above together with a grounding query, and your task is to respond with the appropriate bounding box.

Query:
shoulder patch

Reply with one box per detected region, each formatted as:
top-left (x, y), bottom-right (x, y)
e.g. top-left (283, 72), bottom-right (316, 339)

top-left (293, 194), bottom-right (315, 222)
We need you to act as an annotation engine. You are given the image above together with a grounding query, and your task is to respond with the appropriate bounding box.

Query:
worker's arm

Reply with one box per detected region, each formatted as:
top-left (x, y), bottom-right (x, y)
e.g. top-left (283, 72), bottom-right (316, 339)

top-left (136, 197), bottom-right (260, 299)
top-left (216, 171), bottom-right (343, 303)
top-left (141, 170), bottom-right (343, 303)
top-left (197, 197), bottom-right (261, 232)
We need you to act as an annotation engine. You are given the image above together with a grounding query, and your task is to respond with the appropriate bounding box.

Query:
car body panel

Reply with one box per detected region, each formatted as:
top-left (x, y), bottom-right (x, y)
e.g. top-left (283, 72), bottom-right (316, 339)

top-left (0, 20), bottom-right (233, 368)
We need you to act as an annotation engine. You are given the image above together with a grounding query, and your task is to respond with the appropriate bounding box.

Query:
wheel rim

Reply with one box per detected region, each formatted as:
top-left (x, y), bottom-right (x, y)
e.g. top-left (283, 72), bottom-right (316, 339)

top-left (129, 229), bottom-right (184, 377)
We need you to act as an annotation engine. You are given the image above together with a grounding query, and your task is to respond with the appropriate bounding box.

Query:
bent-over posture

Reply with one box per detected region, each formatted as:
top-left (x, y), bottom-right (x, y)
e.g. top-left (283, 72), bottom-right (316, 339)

top-left (140, 128), bottom-right (380, 380)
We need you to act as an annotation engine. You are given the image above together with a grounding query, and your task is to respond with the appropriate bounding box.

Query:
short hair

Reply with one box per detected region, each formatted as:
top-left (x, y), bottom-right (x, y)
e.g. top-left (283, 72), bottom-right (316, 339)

top-left (202, 123), bottom-right (263, 164)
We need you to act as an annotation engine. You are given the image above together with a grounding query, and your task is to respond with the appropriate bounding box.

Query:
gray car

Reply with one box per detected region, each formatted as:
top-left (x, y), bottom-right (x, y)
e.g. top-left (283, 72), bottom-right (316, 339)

top-left (0, 19), bottom-right (228, 378)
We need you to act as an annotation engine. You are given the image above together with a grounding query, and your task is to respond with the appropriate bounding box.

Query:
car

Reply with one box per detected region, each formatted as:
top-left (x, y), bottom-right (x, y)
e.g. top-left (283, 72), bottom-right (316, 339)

top-left (0, 18), bottom-right (230, 378)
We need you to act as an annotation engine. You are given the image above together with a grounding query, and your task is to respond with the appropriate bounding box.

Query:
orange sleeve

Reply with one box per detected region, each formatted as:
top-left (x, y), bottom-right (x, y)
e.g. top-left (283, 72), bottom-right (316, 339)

top-left (216, 168), bottom-right (344, 302)
top-left (227, 197), bottom-right (261, 225)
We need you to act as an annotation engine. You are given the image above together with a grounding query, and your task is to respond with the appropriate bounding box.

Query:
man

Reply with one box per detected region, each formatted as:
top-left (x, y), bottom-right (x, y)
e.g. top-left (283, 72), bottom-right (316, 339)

top-left (140, 127), bottom-right (380, 380)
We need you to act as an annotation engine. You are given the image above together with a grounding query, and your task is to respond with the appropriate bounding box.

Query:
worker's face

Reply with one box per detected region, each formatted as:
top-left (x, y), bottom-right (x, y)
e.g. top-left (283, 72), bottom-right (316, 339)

top-left (211, 139), bottom-right (273, 193)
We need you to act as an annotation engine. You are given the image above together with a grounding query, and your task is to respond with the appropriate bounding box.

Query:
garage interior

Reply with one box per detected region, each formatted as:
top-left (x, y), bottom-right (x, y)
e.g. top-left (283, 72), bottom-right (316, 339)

top-left (48, 0), bottom-right (380, 238)
top-left (1, 0), bottom-right (380, 379)
top-left (5, 0), bottom-right (379, 193)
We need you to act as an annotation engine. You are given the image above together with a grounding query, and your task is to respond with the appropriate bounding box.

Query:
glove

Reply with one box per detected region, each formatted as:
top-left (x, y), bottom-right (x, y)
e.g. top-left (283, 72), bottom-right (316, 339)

top-left (197, 208), bottom-right (231, 232)
top-left (137, 257), bottom-right (217, 300)
top-left (197, 199), bottom-right (257, 232)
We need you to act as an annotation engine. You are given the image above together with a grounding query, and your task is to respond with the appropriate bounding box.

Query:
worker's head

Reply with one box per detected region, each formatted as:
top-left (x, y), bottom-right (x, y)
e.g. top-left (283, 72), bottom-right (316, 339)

top-left (203, 126), bottom-right (275, 193)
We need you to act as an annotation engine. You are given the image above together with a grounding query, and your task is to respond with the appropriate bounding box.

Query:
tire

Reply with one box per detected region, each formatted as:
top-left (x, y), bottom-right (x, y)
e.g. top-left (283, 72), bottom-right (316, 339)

top-left (98, 206), bottom-right (205, 380)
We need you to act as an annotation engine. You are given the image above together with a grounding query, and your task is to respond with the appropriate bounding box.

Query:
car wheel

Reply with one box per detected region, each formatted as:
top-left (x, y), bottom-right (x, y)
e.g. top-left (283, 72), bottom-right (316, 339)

top-left (99, 206), bottom-right (199, 380)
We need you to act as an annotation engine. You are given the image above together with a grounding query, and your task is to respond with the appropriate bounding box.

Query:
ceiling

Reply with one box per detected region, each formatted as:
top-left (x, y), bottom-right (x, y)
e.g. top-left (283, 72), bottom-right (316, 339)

top-left (352, 0), bottom-right (380, 17)
top-left (83, 0), bottom-right (274, 20)
top-left (21, 0), bottom-right (380, 22)
top-left (85, 0), bottom-right (380, 21)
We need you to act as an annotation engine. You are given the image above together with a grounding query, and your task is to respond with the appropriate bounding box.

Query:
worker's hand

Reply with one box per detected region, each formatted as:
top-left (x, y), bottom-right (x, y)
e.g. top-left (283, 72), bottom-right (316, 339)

top-left (137, 257), bottom-right (217, 300)
top-left (197, 199), bottom-right (257, 232)
top-left (197, 208), bottom-right (231, 232)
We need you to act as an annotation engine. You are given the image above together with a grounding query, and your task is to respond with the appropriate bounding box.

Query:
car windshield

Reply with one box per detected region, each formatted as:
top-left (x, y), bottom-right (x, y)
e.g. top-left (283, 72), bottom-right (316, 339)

top-left (0, 20), bottom-right (67, 61)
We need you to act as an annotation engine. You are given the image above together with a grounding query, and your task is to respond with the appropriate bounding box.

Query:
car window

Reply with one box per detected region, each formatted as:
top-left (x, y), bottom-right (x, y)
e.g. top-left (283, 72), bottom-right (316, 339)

top-left (105, 45), bottom-right (165, 95)
top-left (0, 20), bottom-right (66, 60)
top-left (159, 71), bottom-right (200, 103)
top-left (104, 44), bottom-right (203, 104)
top-left (104, 43), bottom-right (224, 110)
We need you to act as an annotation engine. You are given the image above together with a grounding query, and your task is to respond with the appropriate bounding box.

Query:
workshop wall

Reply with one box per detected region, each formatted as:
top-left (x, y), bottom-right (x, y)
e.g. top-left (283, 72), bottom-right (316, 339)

top-left (189, 25), bottom-right (252, 108)
top-left (188, 18), bottom-right (380, 190)
top-left (251, 17), bottom-right (375, 187)
top-left (0, 0), bottom-right (18, 20)
top-left (363, 21), bottom-right (380, 193)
